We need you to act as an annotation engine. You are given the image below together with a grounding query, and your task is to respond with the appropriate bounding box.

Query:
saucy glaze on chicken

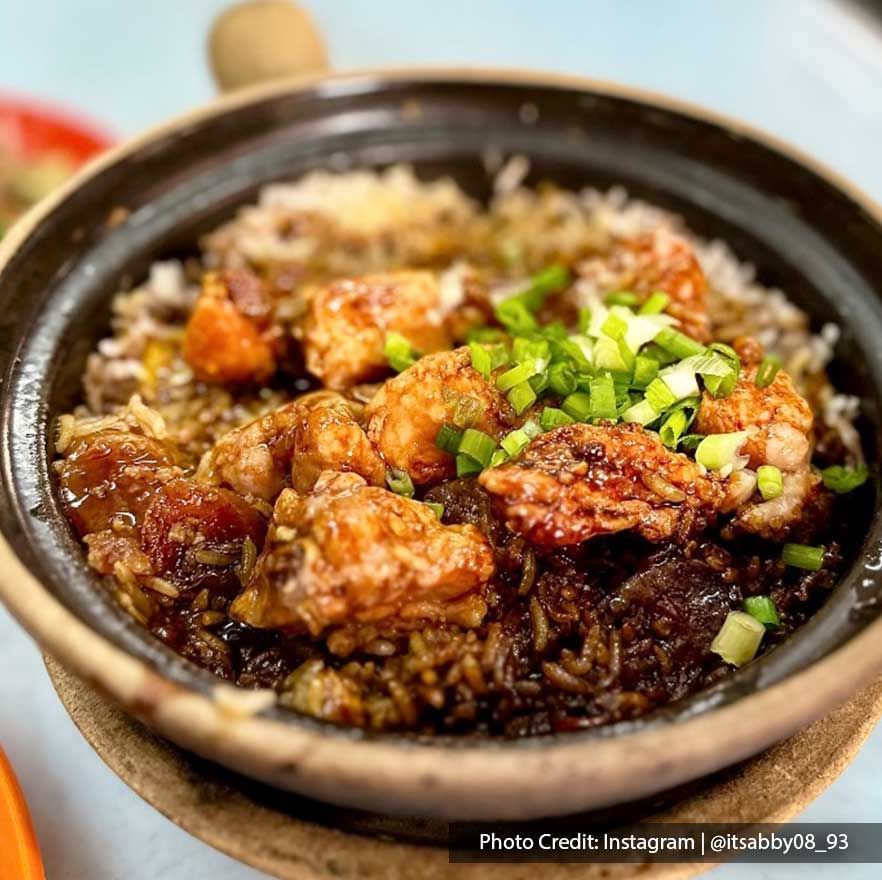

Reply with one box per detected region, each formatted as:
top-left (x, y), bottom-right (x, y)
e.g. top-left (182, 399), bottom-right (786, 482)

top-left (55, 168), bottom-right (868, 734)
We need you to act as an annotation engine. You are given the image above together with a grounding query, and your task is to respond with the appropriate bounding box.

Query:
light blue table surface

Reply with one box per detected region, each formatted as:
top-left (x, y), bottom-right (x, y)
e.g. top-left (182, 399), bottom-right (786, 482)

top-left (1, 1), bottom-right (881, 878)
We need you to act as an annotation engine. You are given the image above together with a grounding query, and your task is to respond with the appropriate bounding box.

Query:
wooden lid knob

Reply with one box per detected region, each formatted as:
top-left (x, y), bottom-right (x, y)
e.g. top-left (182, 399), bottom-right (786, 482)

top-left (208, 1), bottom-right (330, 92)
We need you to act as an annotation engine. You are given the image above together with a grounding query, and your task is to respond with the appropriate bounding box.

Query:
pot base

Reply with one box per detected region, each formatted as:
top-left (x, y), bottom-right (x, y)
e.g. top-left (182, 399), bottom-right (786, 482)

top-left (45, 656), bottom-right (882, 880)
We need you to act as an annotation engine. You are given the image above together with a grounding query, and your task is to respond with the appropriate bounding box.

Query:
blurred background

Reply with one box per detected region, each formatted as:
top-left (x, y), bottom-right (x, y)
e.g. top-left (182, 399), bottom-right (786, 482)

top-left (1, 1), bottom-right (881, 878)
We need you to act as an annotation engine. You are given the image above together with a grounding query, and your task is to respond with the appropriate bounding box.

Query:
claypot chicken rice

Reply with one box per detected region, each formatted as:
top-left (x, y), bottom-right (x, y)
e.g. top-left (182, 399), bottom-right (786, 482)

top-left (54, 164), bottom-right (869, 735)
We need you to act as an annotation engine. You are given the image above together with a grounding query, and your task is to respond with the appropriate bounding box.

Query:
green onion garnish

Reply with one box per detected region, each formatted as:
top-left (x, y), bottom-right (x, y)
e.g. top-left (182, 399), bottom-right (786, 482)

top-left (496, 362), bottom-right (535, 392)
top-left (638, 291), bottom-right (671, 315)
top-left (632, 355), bottom-right (659, 389)
top-left (757, 465), bottom-right (783, 501)
top-left (695, 431), bottom-right (749, 472)
top-left (523, 419), bottom-right (542, 438)
top-left (589, 373), bottom-right (617, 421)
top-left (495, 298), bottom-right (537, 334)
top-left (592, 335), bottom-right (630, 372)
top-left (435, 423), bottom-right (463, 455)
top-left (645, 377), bottom-right (676, 412)
top-left (711, 611), bottom-right (765, 667)
top-left (425, 502), bottom-right (445, 519)
top-left (755, 355), bottom-right (781, 389)
top-left (561, 391), bottom-right (592, 422)
top-left (743, 596), bottom-right (780, 628)
top-left (468, 326), bottom-right (507, 344)
top-left (821, 464), bottom-right (869, 494)
top-left (488, 448), bottom-right (509, 468)
top-left (642, 342), bottom-right (678, 366)
top-left (540, 406), bottom-right (575, 430)
top-left (383, 332), bottom-right (418, 372)
top-left (518, 264), bottom-right (571, 310)
top-left (659, 409), bottom-right (688, 448)
top-left (488, 344), bottom-right (510, 370)
top-left (678, 433), bottom-right (704, 450)
top-left (654, 326), bottom-right (706, 360)
top-left (458, 428), bottom-right (497, 467)
top-left (604, 291), bottom-right (639, 307)
top-left (601, 311), bottom-right (628, 340)
top-left (622, 398), bottom-right (659, 426)
top-left (547, 362), bottom-right (577, 397)
top-left (386, 468), bottom-right (415, 497)
top-left (782, 543), bottom-right (825, 571)
top-left (501, 428), bottom-right (533, 459)
top-left (468, 341), bottom-right (492, 380)
top-left (508, 380), bottom-right (537, 415)
top-left (456, 453), bottom-right (484, 477)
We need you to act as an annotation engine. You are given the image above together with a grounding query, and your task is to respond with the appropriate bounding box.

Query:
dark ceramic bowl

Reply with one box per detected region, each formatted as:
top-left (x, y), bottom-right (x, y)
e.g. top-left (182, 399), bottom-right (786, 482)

top-left (2, 70), bottom-right (882, 820)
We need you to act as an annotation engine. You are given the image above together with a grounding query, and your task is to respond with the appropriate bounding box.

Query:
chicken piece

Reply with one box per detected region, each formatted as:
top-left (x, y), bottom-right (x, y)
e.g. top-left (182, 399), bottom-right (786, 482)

top-left (577, 229), bottom-right (710, 341)
top-left (141, 478), bottom-right (267, 594)
top-left (206, 392), bottom-right (385, 500)
top-left (183, 270), bottom-right (279, 384)
top-left (695, 361), bottom-right (813, 470)
top-left (57, 429), bottom-right (182, 536)
top-left (479, 422), bottom-right (724, 548)
top-left (365, 347), bottom-right (515, 485)
top-left (300, 270), bottom-right (452, 389)
top-left (731, 467), bottom-right (826, 540)
top-left (230, 471), bottom-right (494, 634)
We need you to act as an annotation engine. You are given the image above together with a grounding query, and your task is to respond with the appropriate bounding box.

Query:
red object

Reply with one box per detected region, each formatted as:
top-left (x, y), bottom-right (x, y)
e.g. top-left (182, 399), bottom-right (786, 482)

top-left (0, 92), bottom-right (113, 164)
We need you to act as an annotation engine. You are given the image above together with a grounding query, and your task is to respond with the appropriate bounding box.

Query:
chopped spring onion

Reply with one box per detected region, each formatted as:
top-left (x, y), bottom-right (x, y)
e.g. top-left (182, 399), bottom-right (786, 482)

top-left (540, 406), bottom-right (575, 430)
top-left (642, 342), bottom-right (679, 366)
top-left (645, 377), bottom-right (676, 412)
top-left (456, 453), bottom-right (484, 477)
top-left (711, 611), bottom-right (765, 667)
top-left (654, 326), bottom-right (706, 360)
top-left (547, 362), bottom-right (577, 397)
top-left (821, 464), bottom-right (869, 494)
top-left (458, 428), bottom-right (497, 467)
top-left (495, 298), bottom-right (537, 334)
top-left (508, 380), bottom-right (537, 415)
top-left (660, 364), bottom-right (701, 401)
top-left (425, 502), bottom-right (445, 519)
top-left (622, 398), bottom-right (659, 426)
top-left (782, 542), bottom-right (825, 571)
top-left (522, 419), bottom-right (542, 438)
top-left (703, 369), bottom-right (738, 398)
top-left (601, 311), bottom-right (629, 340)
top-left (708, 341), bottom-right (740, 365)
top-left (488, 344), bottom-right (510, 370)
top-left (632, 355), bottom-right (659, 389)
top-left (435, 423), bottom-right (463, 454)
top-left (488, 448), bottom-right (509, 468)
top-left (512, 336), bottom-right (549, 368)
top-left (468, 341), bottom-right (492, 379)
top-left (386, 468), bottom-right (415, 497)
top-left (757, 465), bottom-right (784, 501)
top-left (553, 336), bottom-right (592, 369)
top-left (529, 370), bottom-right (549, 395)
top-left (577, 306), bottom-right (592, 334)
top-left (605, 291), bottom-right (639, 307)
top-left (755, 355), bottom-right (781, 389)
top-left (589, 373), bottom-right (617, 421)
top-left (384, 332), bottom-right (418, 372)
top-left (501, 428), bottom-right (533, 458)
top-left (678, 433), bottom-right (704, 450)
top-left (659, 409), bottom-right (689, 448)
top-left (518, 264), bottom-right (571, 310)
top-left (743, 595), bottom-right (780, 628)
top-left (592, 334), bottom-right (630, 372)
top-left (468, 326), bottom-right (507, 344)
top-left (695, 431), bottom-right (749, 472)
top-left (450, 393), bottom-right (482, 428)
top-left (638, 291), bottom-right (671, 315)
top-left (562, 391), bottom-right (592, 422)
top-left (496, 362), bottom-right (536, 392)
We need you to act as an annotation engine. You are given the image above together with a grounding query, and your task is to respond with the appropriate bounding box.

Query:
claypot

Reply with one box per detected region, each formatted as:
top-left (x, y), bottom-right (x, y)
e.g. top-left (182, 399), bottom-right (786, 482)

top-left (1, 69), bottom-right (881, 820)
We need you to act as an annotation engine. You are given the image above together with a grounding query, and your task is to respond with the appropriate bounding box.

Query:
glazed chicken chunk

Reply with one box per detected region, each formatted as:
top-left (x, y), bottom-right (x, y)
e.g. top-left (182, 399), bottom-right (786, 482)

top-left (206, 391), bottom-right (386, 500)
top-left (300, 270), bottom-right (453, 389)
top-left (365, 347), bottom-right (516, 485)
top-left (577, 228), bottom-right (711, 342)
top-left (479, 422), bottom-right (724, 548)
top-left (183, 270), bottom-right (280, 385)
top-left (230, 471), bottom-right (495, 634)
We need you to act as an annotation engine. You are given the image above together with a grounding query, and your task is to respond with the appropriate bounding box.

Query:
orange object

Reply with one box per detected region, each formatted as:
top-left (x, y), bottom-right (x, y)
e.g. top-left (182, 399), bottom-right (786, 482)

top-left (0, 746), bottom-right (45, 880)
top-left (0, 92), bottom-right (112, 163)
